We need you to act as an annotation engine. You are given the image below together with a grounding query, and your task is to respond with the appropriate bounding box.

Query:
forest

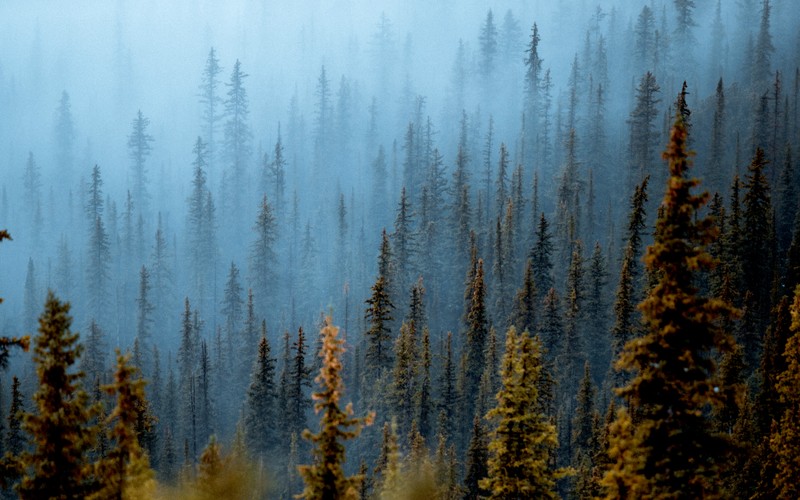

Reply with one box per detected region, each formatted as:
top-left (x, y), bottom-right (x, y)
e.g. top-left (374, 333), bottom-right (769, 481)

top-left (0, 0), bottom-right (799, 498)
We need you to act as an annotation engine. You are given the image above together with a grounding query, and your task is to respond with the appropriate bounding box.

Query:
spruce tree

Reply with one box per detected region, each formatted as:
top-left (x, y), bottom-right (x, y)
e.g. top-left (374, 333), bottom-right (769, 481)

top-left (6, 377), bottom-right (24, 458)
top-left (249, 195), bottom-right (277, 315)
top-left (244, 323), bottom-right (277, 458)
top-left (199, 47), bottom-right (223, 174)
top-left (480, 327), bottom-right (563, 498)
top-left (222, 59), bottom-right (252, 217)
top-left (510, 259), bottom-right (537, 334)
top-left (530, 213), bottom-right (554, 299)
top-left (628, 72), bottom-right (661, 191)
top-left (19, 293), bottom-right (97, 499)
top-left (463, 259), bottom-right (488, 421)
top-left (364, 274), bottom-right (394, 380)
top-left (769, 286), bottom-right (800, 499)
top-left (298, 319), bottom-right (373, 500)
top-left (127, 110), bottom-right (155, 215)
top-left (603, 115), bottom-right (736, 499)
top-left (742, 148), bottom-right (774, 338)
top-left (91, 350), bottom-right (155, 499)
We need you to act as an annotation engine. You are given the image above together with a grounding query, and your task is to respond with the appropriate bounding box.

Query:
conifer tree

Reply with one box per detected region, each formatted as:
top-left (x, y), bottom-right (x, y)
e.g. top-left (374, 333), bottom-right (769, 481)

top-left (19, 293), bottom-right (97, 499)
top-left (6, 377), bottom-right (24, 458)
top-left (222, 59), bottom-right (252, 217)
top-left (463, 259), bottom-right (488, 421)
top-left (91, 350), bottom-right (154, 500)
top-left (769, 286), bottom-right (800, 499)
top-left (628, 72), bottom-right (661, 191)
top-left (364, 274), bottom-right (394, 380)
top-left (438, 332), bottom-right (457, 439)
top-left (135, 265), bottom-right (153, 375)
top-left (603, 114), bottom-right (736, 499)
top-left (244, 323), bottom-right (277, 458)
top-left (481, 327), bottom-right (562, 498)
top-left (221, 261), bottom-right (244, 356)
top-left (288, 327), bottom-right (312, 440)
top-left (249, 195), bottom-right (277, 315)
top-left (298, 319), bottom-right (373, 500)
top-left (530, 213), bottom-right (554, 297)
top-left (127, 110), bottom-right (155, 215)
top-left (54, 91), bottom-right (75, 184)
top-left (510, 259), bottom-right (537, 334)
top-left (464, 415), bottom-right (488, 500)
top-left (199, 48), bottom-right (223, 173)
top-left (743, 148), bottom-right (774, 338)
top-left (417, 326), bottom-right (433, 442)
top-left (391, 321), bottom-right (416, 439)
top-left (752, 0), bottom-right (774, 87)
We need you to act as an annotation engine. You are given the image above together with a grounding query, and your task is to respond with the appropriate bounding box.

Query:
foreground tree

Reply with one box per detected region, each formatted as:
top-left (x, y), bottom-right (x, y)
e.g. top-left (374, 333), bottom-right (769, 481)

top-left (602, 115), bottom-right (736, 498)
top-left (90, 351), bottom-right (155, 499)
top-left (18, 293), bottom-right (97, 499)
top-left (480, 327), bottom-right (563, 498)
top-left (298, 318), bottom-right (373, 499)
top-left (769, 286), bottom-right (800, 499)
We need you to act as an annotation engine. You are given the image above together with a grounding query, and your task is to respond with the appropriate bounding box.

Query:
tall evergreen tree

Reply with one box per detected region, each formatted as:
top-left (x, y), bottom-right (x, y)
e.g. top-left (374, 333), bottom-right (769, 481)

top-left (481, 328), bottom-right (563, 498)
top-left (249, 195), bottom-right (277, 315)
top-left (199, 48), bottom-right (223, 174)
top-left (602, 115), bottom-right (736, 499)
top-left (127, 110), bottom-right (155, 215)
top-left (91, 351), bottom-right (155, 499)
top-left (244, 323), bottom-right (277, 458)
top-left (222, 59), bottom-right (252, 217)
top-left (19, 293), bottom-right (97, 499)
top-left (769, 286), bottom-right (800, 499)
top-left (298, 319), bottom-right (373, 500)
top-left (628, 72), bottom-right (661, 191)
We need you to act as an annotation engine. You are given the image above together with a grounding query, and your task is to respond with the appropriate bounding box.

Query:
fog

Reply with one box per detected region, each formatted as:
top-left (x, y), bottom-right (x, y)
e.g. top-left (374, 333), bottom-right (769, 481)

top-left (0, 0), bottom-right (799, 491)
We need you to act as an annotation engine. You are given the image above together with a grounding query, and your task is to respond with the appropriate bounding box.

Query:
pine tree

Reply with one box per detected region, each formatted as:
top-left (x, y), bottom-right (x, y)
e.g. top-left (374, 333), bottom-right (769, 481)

top-left (244, 323), bottom-right (277, 458)
top-left (91, 350), bottom-right (155, 500)
top-left (510, 259), bottom-right (537, 337)
top-left (364, 274), bottom-right (394, 380)
top-left (54, 91), bottom-right (75, 184)
top-left (628, 72), bottom-right (661, 191)
top-left (288, 327), bottom-right (312, 440)
top-left (86, 214), bottom-right (110, 326)
top-left (6, 377), bottom-right (24, 458)
top-left (742, 148), bottom-right (774, 337)
top-left (463, 259), bottom-right (488, 421)
top-left (634, 6), bottom-right (655, 72)
top-left (530, 213), bottom-right (554, 295)
top-left (222, 59), bottom-right (252, 217)
top-left (480, 328), bottom-right (563, 498)
top-left (221, 261), bottom-right (244, 358)
top-left (249, 195), bottom-right (277, 315)
top-left (199, 48), bottom-right (223, 173)
top-left (135, 265), bottom-right (154, 376)
top-left (603, 115), bottom-right (736, 498)
top-left (464, 415), bottom-right (488, 499)
top-left (392, 321), bottom-right (417, 439)
top-left (19, 293), bottom-right (97, 499)
top-left (417, 326), bottom-right (433, 442)
top-left (127, 110), bottom-right (155, 215)
top-left (752, 0), bottom-right (774, 87)
top-left (769, 286), bottom-right (800, 499)
top-left (478, 9), bottom-right (498, 79)
top-left (298, 318), bottom-right (373, 500)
